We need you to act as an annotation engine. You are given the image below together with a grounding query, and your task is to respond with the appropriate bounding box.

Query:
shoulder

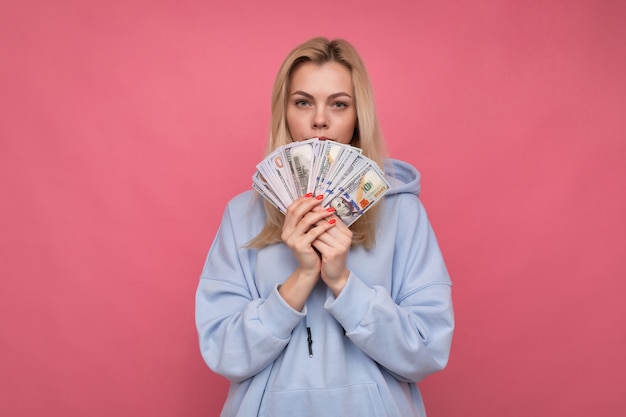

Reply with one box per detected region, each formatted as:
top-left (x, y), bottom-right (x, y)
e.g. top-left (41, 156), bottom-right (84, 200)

top-left (218, 190), bottom-right (267, 237)
top-left (382, 191), bottom-right (423, 225)
top-left (225, 190), bottom-right (263, 215)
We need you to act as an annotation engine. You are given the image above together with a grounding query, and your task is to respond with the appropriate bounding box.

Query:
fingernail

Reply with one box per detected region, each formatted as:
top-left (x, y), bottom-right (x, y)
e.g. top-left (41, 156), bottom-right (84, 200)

top-left (316, 195), bottom-right (324, 200)
top-left (328, 219), bottom-right (336, 225)
top-left (327, 207), bottom-right (335, 212)
top-left (305, 192), bottom-right (313, 198)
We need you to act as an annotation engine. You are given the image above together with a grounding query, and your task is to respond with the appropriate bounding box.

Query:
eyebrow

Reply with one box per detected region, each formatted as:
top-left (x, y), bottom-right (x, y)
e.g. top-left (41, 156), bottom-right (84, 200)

top-left (291, 90), bottom-right (353, 100)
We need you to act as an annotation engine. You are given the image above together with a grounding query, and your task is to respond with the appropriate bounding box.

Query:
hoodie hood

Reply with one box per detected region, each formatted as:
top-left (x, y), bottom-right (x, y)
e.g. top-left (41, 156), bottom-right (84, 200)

top-left (384, 158), bottom-right (421, 197)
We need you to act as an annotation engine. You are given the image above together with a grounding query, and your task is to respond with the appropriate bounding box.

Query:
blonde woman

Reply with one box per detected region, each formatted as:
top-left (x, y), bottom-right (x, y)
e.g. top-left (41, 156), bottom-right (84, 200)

top-left (196, 37), bottom-right (454, 417)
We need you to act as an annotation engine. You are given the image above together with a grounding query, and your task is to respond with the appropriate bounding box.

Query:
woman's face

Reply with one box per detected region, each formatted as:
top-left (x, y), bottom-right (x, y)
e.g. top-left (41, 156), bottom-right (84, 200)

top-left (286, 61), bottom-right (357, 145)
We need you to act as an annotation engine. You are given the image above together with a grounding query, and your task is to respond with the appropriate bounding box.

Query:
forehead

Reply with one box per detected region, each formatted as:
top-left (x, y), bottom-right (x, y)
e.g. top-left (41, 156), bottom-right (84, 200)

top-left (289, 61), bottom-right (353, 93)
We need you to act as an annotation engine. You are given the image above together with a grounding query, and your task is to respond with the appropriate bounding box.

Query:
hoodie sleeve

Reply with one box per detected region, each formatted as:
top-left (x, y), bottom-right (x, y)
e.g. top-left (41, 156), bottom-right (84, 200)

top-left (325, 194), bottom-right (454, 383)
top-left (195, 203), bottom-right (305, 383)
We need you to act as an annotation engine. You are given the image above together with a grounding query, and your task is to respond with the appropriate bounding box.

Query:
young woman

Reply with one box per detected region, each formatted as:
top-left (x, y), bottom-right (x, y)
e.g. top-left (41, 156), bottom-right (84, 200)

top-left (196, 37), bottom-right (454, 417)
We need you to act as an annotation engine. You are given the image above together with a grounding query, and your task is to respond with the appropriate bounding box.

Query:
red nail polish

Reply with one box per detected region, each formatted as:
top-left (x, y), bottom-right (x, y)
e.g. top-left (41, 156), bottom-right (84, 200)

top-left (327, 207), bottom-right (335, 212)
top-left (316, 195), bottom-right (324, 200)
top-left (329, 219), bottom-right (336, 225)
top-left (305, 192), bottom-right (313, 198)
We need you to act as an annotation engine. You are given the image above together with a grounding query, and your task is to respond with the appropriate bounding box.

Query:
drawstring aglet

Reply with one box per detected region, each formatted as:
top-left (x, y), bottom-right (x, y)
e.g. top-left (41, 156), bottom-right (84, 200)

top-left (306, 326), bottom-right (313, 358)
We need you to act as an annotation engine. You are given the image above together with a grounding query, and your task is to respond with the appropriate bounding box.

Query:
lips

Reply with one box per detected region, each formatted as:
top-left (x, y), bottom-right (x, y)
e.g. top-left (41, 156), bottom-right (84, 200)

top-left (318, 136), bottom-right (331, 141)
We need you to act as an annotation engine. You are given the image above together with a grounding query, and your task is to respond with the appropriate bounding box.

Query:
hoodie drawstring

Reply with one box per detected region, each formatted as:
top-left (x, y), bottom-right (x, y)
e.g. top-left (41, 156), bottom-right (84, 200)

top-left (305, 315), bottom-right (313, 357)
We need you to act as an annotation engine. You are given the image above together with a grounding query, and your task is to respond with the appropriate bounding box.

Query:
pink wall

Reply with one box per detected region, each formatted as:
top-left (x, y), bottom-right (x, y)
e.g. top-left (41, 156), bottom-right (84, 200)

top-left (1, 1), bottom-right (624, 416)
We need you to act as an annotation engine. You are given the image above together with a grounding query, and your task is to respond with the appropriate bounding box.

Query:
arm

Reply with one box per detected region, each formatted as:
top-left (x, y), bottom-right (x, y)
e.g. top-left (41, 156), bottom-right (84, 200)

top-left (195, 194), bottom-right (338, 382)
top-left (195, 205), bottom-right (305, 382)
top-left (325, 197), bottom-right (454, 382)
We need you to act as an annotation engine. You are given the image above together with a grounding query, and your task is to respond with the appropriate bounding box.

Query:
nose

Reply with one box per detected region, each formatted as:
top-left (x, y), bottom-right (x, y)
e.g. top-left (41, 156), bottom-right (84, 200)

top-left (312, 108), bottom-right (328, 130)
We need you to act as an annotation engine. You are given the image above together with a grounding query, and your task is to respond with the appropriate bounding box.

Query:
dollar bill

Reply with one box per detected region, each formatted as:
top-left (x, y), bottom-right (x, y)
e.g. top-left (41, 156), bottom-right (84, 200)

top-left (321, 151), bottom-right (365, 204)
top-left (256, 149), bottom-right (296, 206)
top-left (323, 162), bottom-right (390, 226)
top-left (313, 141), bottom-right (361, 197)
top-left (283, 138), bottom-right (318, 197)
top-left (252, 171), bottom-right (287, 213)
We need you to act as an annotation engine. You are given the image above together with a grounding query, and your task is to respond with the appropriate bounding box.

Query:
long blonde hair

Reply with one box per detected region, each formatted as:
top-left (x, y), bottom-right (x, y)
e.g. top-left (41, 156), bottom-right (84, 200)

top-left (248, 37), bottom-right (387, 248)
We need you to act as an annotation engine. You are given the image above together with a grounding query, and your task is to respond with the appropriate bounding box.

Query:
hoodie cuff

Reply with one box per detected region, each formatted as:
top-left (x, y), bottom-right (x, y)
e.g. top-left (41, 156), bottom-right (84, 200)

top-left (324, 272), bottom-right (375, 333)
top-left (258, 284), bottom-right (306, 340)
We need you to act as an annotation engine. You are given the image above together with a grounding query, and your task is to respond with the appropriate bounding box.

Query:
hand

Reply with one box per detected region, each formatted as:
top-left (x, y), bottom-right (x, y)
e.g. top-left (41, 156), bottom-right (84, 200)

top-left (278, 194), bottom-right (337, 311)
top-left (281, 194), bottom-right (336, 279)
top-left (312, 212), bottom-right (353, 297)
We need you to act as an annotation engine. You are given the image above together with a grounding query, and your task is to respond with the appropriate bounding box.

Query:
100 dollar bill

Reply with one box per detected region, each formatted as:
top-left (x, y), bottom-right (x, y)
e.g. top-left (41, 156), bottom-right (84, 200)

top-left (323, 162), bottom-right (390, 226)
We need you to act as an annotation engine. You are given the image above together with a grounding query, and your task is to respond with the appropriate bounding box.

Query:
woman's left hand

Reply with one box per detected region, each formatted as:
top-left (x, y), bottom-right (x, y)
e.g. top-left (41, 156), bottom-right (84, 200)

top-left (312, 214), bottom-right (353, 297)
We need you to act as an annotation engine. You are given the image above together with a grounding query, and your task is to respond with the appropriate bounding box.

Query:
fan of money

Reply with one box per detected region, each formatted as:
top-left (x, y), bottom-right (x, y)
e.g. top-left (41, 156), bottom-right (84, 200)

top-left (252, 138), bottom-right (390, 226)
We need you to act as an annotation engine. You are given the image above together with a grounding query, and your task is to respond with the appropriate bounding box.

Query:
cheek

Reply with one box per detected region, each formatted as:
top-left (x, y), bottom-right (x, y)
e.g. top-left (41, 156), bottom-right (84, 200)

top-left (342, 108), bottom-right (357, 129)
top-left (286, 111), bottom-right (304, 134)
top-left (348, 119), bottom-right (357, 135)
top-left (336, 115), bottom-right (357, 142)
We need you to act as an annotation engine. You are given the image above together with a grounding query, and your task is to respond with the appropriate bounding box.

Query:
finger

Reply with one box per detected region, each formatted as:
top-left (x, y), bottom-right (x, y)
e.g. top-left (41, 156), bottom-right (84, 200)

top-left (284, 212), bottom-right (335, 251)
top-left (304, 218), bottom-right (336, 242)
top-left (283, 195), bottom-right (321, 238)
top-left (313, 231), bottom-right (351, 253)
top-left (284, 194), bottom-right (324, 225)
top-left (314, 222), bottom-right (353, 251)
top-left (297, 206), bottom-right (336, 233)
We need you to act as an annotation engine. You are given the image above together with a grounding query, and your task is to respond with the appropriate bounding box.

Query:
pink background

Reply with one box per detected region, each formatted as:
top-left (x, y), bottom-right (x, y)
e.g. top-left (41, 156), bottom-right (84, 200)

top-left (1, 0), bottom-right (625, 416)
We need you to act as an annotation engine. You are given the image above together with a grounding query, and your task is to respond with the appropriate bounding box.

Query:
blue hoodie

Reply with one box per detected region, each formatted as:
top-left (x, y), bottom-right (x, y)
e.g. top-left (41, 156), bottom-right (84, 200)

top-left (196, 159), bottom-right (454, 417)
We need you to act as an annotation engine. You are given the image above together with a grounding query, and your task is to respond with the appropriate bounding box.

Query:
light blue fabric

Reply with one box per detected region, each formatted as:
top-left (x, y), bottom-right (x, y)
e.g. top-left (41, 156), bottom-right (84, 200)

top-left (196, 159), bottom-right (454, 417)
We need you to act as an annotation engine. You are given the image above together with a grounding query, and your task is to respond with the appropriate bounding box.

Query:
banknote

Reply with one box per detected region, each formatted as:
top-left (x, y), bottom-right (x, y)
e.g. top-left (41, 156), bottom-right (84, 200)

top-left (283, 138), bottom-right (319, 197)
top-left (256, 148), bottom-right (296, 206)
top-left (252, 171), bottom-right (287, 213)
top-left (321, 152), bottom-right (366, 205)
top-left (313, 141), bottom-right (361, 197)
top-left (323, 162), bottom-right (390, 226)
top-left (252, 137), bottom-right (389, 226)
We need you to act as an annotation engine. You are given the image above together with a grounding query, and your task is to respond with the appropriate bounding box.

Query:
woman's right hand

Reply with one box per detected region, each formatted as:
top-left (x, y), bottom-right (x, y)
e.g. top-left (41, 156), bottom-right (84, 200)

top-left (279, 193), bottom-right (336, 311)
top-left (281, 193), bottom-right (337, 277)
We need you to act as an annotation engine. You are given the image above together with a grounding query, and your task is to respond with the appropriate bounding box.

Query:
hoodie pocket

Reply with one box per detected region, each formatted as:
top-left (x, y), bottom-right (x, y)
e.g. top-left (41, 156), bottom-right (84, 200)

top-left (259, 383), bottom-right (387, 417)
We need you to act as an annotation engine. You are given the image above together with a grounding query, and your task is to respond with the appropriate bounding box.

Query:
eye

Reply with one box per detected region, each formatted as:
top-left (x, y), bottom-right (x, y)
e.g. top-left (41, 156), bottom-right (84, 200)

top-left (331, 101), bottom-right (348, 109)
top-left (294, 99), bottom-right (311, 107)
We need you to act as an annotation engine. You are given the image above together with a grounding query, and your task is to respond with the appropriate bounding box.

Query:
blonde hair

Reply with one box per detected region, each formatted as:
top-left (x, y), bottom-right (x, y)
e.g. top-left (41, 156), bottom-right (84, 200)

top-left (248, 37), bottom-right (387, 248)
